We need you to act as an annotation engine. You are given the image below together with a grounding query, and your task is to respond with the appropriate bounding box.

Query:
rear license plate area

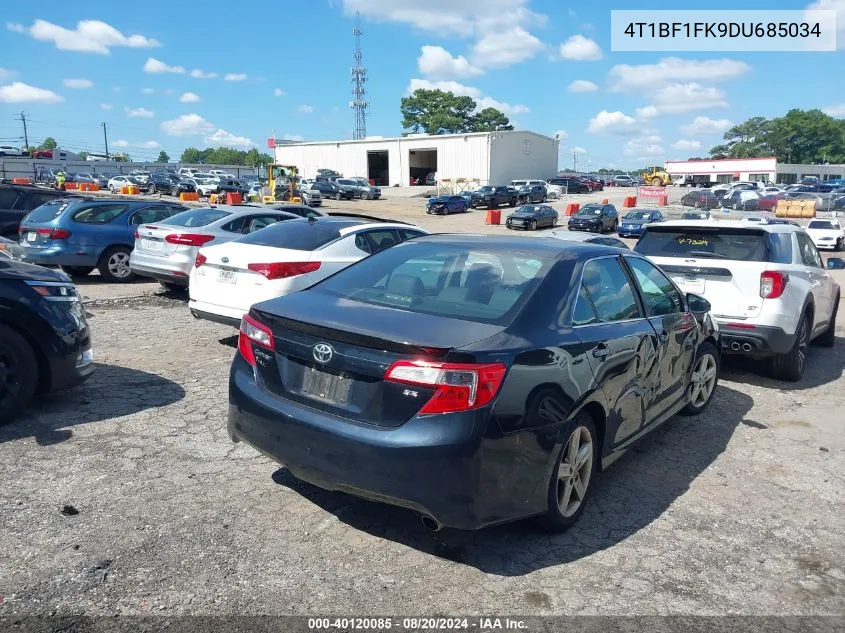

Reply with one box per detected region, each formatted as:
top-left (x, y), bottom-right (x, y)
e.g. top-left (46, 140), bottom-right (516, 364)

top-left (673, 275), bottom-right (705, 294)
top-left (217, 268), bottom-right (237, 284)
top-left (301, 366), bottom-right (352, 405)
top-left (141, 238), bottom-right (163, 251)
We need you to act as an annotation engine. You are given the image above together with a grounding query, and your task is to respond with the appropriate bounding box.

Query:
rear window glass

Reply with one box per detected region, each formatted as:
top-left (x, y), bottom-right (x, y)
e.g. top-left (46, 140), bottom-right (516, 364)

top-left (162, 208), bottom-right (231, 227)
top-left (313, 242), bottom-right (555, 326)
top-left (236, 219), bottom-right (357, 250)
top-left (625, 211), bottom-right (651, 220)
top-left (25, 199), bottom-right (71, 223)
top-left (72, 204), bottom-right (128, 224)
top-left (635, 228), bottom-right (791, 263)
top-left (808, 220), bottom-right (839, 230)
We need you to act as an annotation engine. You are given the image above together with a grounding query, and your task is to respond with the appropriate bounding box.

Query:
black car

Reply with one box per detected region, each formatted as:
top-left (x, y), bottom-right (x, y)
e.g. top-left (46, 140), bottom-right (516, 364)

top-left (516, 184), bottom-right (547, 204)
top-left (228, 235), bottom-right (720, 532)
top-left (311, 180), bottom-right (354, 200)
top-left (0, 184), bottom-right (75, 238)
top-left (146, 172), bottom-right (180, 195)
top-left (681, 190), bottom-right (720, 209)
top-left (217, 178), bottom-right (250, 197)
top-left (470, 186), bottom-right (519, 209)
top-left (568, 203), bottom-right (618, 233)
top-left (0, 259), bottom-right (94, 421)
top-left (549, 178), bottom-right (590, 194)
top-left (505, 204), bottom-right (558, 230)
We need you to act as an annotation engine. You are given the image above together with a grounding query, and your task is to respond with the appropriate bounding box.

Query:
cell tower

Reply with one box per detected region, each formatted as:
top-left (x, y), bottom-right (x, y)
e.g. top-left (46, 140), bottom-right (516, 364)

top-left (350, 12), bottom-right (369, 140)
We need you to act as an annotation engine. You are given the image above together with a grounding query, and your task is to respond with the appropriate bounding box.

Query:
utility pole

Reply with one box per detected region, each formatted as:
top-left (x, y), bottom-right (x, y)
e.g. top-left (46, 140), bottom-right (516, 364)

top-left (587, 152), bottom-right (591, 173)
top-left (101, 122), bottom-right (109, 159)
top-left (572, 150), bottom-right (578, 172)
top-left (19, 112), bottom-right (29, 150)
top-left (350, 12), bottom-right (369, 140)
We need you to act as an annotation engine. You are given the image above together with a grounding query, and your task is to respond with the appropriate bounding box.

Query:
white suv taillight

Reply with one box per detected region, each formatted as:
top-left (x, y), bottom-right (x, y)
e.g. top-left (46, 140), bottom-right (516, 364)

top-left (760, 271), bottom-right (788, 299)
top-left (384, 360), bottom-right (507, 414)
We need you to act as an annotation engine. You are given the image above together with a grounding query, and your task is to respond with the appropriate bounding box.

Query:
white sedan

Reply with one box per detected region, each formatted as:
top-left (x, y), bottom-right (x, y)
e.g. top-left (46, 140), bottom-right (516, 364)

top-left (806, 218), bottom-right (844, 251)
top-left (108, 175), bottom-right (140, 192)
top-left (189, 217), bottom-right (428, 326)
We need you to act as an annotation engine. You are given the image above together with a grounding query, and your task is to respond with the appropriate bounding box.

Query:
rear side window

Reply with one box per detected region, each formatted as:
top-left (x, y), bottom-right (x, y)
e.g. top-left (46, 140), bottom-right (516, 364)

top-left (636, 228), bottom-right (774, 262)
top-left (581, 258), bottom-right (641, 322)
top-left (314, 242), bottom-right (555, 326)
top-left (72, 204), bottom-right (128, 224)
top-left (163, 208), bottom-right (231, 227)
top-left (237, 219), bottom-right (354, 251)
top-left (25, 199), bottom-right (70, 223)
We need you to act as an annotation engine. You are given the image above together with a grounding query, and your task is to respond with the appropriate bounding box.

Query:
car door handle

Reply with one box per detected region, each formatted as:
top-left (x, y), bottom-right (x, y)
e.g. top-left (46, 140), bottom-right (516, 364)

top-left (592, 345), bottom-right (609, 359)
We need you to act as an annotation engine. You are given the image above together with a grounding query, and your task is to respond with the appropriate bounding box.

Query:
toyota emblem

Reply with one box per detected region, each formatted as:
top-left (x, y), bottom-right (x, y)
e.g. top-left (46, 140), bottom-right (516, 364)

top-left (312, 343), bottom-right (333, 364)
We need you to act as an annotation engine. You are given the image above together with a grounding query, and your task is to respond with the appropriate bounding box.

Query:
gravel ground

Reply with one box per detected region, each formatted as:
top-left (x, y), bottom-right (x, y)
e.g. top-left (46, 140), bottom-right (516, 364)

top-left (1, 194), bottom-right (844, 618)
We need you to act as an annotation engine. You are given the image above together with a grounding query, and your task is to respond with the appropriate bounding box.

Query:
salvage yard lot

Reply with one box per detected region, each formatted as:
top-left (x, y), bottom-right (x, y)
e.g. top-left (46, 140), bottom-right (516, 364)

top-left (1, 193), bottom-right (844, 616)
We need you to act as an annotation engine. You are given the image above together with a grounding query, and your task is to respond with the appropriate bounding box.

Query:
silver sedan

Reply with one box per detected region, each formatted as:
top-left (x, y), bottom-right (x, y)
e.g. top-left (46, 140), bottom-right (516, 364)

top-left (129, 205), bottom-right (301, 289)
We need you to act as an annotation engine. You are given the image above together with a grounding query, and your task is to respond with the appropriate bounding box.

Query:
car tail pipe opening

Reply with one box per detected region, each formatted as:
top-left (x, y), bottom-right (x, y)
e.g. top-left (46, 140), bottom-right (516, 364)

top-left (419, 514), bottom-right (442, 532)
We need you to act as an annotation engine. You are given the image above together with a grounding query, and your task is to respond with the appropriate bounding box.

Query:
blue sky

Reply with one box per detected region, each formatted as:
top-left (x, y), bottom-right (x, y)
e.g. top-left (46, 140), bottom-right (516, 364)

top-left (0, 0), bottom-right (842, 168)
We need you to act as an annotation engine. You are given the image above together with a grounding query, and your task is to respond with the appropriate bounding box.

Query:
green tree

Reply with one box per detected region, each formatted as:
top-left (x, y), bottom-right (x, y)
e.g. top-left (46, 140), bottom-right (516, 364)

top-left (113, 152), bottom-right (131, 162)
top-left (468, 107), bottom-right (514, 132)
top-left (709, 116), bottom-right (771, 158)
top-left (400, 89), bottom-right (477, 134)
top-left (157, 150), bottom-right (170, 163)
top-left (767, 109), bottom-right (845, 164)
top-left (39, 137), bottom-right (58, 150)
top-left (180, 147), bottom-right (204, 164)
top-left (77, 151), bottom-right (88, 160)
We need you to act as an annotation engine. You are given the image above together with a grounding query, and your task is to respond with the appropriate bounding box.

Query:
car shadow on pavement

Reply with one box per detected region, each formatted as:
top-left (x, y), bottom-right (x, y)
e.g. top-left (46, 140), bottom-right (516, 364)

top-left (0, 363), bottom-right (185, 446)
top-left (719, 336), bottom-right (844, 390)
top-left (270, 384), bottom-right (752, 576)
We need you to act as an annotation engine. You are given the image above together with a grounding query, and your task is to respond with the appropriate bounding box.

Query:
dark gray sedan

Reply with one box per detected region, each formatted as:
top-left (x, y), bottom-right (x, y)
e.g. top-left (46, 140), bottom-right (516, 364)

top-left (505, 204), bottom-right (558, 230)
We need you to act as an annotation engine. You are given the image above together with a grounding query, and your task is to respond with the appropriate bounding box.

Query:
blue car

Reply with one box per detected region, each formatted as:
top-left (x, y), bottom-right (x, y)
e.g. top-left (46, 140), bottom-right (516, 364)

top-left (617, 208), bottom-right (664, 238)
top-left (426, 195), bottom-right (469, 215)
top-left (17, 198), bottom-right (188, 282)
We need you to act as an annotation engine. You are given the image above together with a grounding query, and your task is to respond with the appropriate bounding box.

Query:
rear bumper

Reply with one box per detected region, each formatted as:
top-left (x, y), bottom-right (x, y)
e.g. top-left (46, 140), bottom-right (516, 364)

top-left (130, 262), bottom-right (190, 285)
top-left (189, 299), bottom-right (244, 327)
top-left (618, 226), bottom-right (645, 237)
top-left (718, 322), bottom-right (795, 356)
top-left (227, 356), bottom-right (547, 530)
top-left (18, 245), bottom-right (99, 267)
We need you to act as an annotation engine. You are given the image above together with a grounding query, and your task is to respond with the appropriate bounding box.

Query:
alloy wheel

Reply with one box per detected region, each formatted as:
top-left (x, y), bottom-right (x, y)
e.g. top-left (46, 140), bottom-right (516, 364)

top-left (797, 317), bottom-right (809, 375)
top-left (108, 252), bottom-right (132, 279)
top-left (688, 354), bottom-right (718, 408)
top-left (557, 426), bottom-right (593, 518)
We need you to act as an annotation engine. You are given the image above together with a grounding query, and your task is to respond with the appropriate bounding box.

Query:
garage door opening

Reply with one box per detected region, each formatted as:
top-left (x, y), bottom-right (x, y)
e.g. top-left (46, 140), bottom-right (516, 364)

top-left (409, 149), bottom-right (437, 186)
top-left (367, 151), bottom-right (389, 186)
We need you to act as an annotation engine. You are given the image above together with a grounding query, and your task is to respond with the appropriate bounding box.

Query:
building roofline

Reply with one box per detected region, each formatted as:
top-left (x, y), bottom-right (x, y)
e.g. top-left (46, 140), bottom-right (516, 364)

top-left (274, 130), bottom-right (558, 147)
top-left (665, 157), bottom-right (777, 164)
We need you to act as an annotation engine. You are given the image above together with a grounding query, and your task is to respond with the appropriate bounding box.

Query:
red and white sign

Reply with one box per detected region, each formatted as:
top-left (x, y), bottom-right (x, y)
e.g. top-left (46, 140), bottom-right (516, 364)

top-left (267, 138), bottom-right (276, 149)
top-left (638, 186), bottom-right (666, 198)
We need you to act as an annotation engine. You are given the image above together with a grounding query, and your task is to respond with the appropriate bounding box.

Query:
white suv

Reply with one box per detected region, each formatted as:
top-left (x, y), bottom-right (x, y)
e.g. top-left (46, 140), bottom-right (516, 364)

top-left (635, 220), bottom-right (840, 381)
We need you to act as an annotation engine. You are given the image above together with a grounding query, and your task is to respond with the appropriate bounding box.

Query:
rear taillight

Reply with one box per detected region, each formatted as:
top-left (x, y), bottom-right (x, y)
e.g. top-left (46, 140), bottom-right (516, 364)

top-left (134, 230), bottom-right (140, 240)
top-left (195, 253), bottom-right (207, 267)
top-left (165, 233), bottom-right (215, 246)
top-left (384, 360), bottom-right (507, 414)
top-left (238, 314), bottom-right (274, 367)
top-left (34, 227), bottom-right (71, 239)
top-left (760, 271), bottom-right (788, 299)
top-left (248, 261), bottom-right (321, 280)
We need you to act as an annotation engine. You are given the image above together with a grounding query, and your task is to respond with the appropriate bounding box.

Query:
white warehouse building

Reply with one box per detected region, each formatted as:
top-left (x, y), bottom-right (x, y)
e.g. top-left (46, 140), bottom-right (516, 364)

top-left (272, 131), bottom-right (559, 187)
top-left (664, 157), bottom-right (777, 185)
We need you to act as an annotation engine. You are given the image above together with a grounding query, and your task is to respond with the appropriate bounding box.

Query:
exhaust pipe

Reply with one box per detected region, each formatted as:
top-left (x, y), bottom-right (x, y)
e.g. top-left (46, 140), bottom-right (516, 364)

top-left (742, 343), bottom-right (752, 352)
top-left (420, 514), bottom-right (442, 532)
top-left (731, 342), bottom-right (741, 351)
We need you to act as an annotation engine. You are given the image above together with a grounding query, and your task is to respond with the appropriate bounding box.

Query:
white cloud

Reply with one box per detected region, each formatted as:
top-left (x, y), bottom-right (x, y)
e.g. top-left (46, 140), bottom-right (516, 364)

top-left (471, 28), bottom-right (544, 68)
top-left (160, 114), bottom-right (216, 136)
top-left (806, 0), bottom-right (844, 49)
top-left (190, 68), bottom-right (218, 79)
top-left (179, 92), bottom-right (200, 103)
top-left (671, 139), bottom-right (702, 150)
top-left (100, 103), bottom-right (112, 110)
top-left (636, 83), bottom-right (729, 116)
top-left (0, 82), bottom-right (63, 104)
top-left (298, 104), bottom-right (314, 114)
top-left (823, 103), bottom-right (845, 117)
top-left (571, 146), bottom-right (587, 154)
top-left (224, 73), bottom-right (247, 81)
top-left (7, 19), bottom-right (160, 54)
top-left (143, 57), bottom-right (185, 74)
top-left (62, 78), bottom-right (93, 89)
top-left (205, 128), bottom-right (254, 148)
top-left (559, 35), bottom-right (602, 61)
top-left (624, 135), bottom-right (664, 157)
top-left (609, 57), bottom-right (751, 92)
top-left (407, 79), bottom-right (528, 115)
top-left (587, 110), bottom-right (637, 135)
top-left (680, 116), bottom-right (733, 135)
top-left (274, 88), bottom-right (286, 97)
top-left (125, 106), bottom-right (154, 118)
top-left (567, 79), bottom-right (598, 93)
top-left (417, 45), bottom-right (482, 79)
top-left (342, 0), bottom-right (546, 37)
top-left (283, 134), bottom-right (304, 141)
top-left (140, 140), bottom-right (160, 149)
top-left (113, 140), bottom-right (130, 148)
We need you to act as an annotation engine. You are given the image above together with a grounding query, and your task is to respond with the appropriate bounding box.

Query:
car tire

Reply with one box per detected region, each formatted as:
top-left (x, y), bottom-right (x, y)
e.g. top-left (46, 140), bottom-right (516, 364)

top-left (771, 313), bottom-right (811, 382)
top-left (680, 342), bottom-right (720, 416)
top-left (335, 192), bottom-right (342, 200)
top-left (540, 408), bottom-right (598, 533)
top-left (98, 246), bottom-right (135, 283)
top-left (171, 187), bottom-right (178, 197)
top-left (530, 220), bottom-right (538, 231)
top-left (60, 266), bottom-right (94, 277)
top-left (0, 323), bottom-right (39, 424)
top-left (816, 295), bottom-right (839, 348)
top-left (149, 185), bottom-right (157, 194)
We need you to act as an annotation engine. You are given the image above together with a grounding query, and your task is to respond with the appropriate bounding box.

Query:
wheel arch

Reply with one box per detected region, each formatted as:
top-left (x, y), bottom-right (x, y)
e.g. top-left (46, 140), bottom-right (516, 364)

top-left (0, 315), bottom-right (51, 392)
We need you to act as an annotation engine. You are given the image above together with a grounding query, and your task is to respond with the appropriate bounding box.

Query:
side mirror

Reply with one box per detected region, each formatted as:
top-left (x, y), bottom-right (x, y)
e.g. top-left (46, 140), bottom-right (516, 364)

top-left (686, 292), bottom-right (711, 313)
top-left (827, 257), bottom-right (845, 270)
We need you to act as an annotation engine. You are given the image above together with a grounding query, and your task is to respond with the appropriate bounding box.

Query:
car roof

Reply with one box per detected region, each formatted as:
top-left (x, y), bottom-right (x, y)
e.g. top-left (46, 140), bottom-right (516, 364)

top-left (545, 230), bottom-right (603, 242)
top-left (653, 220), bottom-right (800, 233)
top-left (410, 233), bottom-right (622, 257)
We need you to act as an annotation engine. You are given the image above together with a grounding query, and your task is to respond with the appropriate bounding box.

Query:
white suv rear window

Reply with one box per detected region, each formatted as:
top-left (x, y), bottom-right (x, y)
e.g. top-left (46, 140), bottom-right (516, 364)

top-left (636, 227), bottom-right (793, 264)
